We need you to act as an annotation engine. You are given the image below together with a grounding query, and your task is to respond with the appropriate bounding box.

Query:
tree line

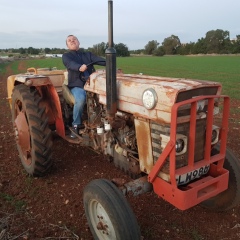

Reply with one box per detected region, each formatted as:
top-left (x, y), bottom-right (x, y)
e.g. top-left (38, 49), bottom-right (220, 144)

top-left (0, 43), bottom-right (130, 58)
top-left (143, 29), bottom-right (240, 56)
top-left (1, 29), bottom-right (240, 57)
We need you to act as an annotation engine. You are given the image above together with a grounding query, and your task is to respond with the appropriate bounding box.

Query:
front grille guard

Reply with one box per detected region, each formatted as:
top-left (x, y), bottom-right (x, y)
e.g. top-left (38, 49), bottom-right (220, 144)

top-left (148, 95), bottom-right (230, 210)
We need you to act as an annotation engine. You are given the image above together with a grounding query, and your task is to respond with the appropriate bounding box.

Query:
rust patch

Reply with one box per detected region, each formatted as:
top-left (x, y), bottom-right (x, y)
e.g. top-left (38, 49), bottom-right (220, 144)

top-left (134, 118), bottom-right (153, 174)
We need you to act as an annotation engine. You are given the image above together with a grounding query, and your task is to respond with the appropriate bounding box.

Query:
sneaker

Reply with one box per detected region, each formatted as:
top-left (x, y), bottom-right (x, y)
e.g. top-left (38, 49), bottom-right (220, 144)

top-left (69, 126), bottom-right (79, 139)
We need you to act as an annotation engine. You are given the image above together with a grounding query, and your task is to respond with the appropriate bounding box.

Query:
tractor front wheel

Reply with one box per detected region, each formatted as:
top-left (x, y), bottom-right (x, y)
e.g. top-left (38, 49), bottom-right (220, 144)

top-left (11, 84), bottom-right (53, 176)
top-left (83, 179), bottom-right (141, 240)
top-left (200, 144), bottom-right (240, 211)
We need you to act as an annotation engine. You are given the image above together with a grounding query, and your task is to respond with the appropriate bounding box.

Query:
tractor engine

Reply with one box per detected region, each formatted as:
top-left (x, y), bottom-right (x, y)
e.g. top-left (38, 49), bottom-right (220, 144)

top-left (86, 92), bottom-right (141, 177)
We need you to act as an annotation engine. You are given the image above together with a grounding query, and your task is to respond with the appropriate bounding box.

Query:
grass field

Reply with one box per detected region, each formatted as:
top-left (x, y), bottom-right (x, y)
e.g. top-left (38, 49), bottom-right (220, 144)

top-left (116, 56), bottom-right (240, 99)
top-left (2, 55), bottom-right (240, 99)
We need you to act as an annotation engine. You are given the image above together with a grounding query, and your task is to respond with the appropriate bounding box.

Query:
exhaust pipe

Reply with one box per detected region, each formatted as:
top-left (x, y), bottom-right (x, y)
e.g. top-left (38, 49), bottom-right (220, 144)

top-left (105, 0), bottom-right (117, 119)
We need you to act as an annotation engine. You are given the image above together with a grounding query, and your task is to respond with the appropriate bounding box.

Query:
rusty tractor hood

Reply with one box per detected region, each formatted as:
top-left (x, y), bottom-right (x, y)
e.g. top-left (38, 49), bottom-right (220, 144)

top-left (85, 71), bottom-right (222, 123)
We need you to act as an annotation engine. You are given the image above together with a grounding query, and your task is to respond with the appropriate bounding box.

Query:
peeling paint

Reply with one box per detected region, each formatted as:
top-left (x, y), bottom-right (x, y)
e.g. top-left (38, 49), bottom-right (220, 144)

top-left (85, 71), bottom-right (221, 124)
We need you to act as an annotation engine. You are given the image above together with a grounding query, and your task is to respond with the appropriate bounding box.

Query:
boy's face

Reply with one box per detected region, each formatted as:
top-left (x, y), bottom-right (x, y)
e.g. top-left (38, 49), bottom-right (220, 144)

top-left (66, 35), bottom-right (80, 51)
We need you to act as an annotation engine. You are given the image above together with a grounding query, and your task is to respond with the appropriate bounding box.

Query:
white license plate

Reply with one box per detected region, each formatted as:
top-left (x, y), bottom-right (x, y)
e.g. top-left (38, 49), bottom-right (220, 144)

top-left (176, 165), bottom-right (210, 186)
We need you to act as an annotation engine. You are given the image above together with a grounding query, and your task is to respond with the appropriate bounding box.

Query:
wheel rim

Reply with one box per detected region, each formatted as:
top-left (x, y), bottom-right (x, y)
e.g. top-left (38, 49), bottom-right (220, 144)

top-left (88, 199), bottom-right (116, 240)
top-left (14, 100), bottom-right (32, 166)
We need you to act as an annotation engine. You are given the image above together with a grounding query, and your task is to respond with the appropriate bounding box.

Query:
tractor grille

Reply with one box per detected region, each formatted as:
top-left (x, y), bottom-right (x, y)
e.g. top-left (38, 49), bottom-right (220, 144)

top-left (149, 86), bottom-right (218, 174)
top-left (176, 87), bottom-right (218, 102)
top-left (150, 119), bottom-right (207, 174)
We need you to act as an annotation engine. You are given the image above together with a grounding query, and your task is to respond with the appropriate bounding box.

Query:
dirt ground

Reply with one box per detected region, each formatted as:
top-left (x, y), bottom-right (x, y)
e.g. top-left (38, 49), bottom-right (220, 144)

top-left (0, 61), bottom-right (240, 240)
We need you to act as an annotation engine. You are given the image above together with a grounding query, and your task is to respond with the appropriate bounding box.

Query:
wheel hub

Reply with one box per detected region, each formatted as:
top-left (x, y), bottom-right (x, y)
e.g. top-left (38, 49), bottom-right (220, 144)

top-left (90, 201), bottom-right (116, 239)
top-left (97, 220), bottom-right (108, 231)
top-left (14, 111), bottom-right (31, 165)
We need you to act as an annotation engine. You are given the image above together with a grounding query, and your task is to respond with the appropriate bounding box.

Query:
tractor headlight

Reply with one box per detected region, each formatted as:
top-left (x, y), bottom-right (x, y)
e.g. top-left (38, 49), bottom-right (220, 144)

top-left (142, 88), bottom-right (157, 110)
top-left (176, 139), bottom-right (185, 153)
top-left (160, 133), bottom-right (187, 156)
top-left (211, 125), bottom-right (220, 145)
top-left (175, 134), bottom-right (188, 155)
top-left (197, 99), bottom-right (207, 112)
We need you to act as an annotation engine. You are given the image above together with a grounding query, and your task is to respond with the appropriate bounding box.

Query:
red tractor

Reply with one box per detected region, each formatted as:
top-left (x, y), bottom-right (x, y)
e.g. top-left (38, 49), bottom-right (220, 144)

top-left (6, 1), bottom-right (240, 239)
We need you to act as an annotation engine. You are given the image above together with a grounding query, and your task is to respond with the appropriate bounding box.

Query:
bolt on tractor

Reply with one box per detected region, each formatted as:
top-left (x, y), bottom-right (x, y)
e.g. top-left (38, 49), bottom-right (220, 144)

top-left (6, 1), bottom-right (240, 239)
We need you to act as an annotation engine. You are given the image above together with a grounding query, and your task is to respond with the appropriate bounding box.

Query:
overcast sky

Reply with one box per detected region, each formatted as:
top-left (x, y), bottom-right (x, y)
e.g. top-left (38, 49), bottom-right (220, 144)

top-left (0, 0), bottom-right (239, 50)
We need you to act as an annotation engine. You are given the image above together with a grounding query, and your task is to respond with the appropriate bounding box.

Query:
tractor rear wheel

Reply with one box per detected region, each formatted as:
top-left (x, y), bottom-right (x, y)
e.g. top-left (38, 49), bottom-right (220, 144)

top-left (83, 179), bottom-right (141, 240)
top-left (11, 84), bottom-right (53, 176)
top-left (200, 144), bottom-right (240, 211)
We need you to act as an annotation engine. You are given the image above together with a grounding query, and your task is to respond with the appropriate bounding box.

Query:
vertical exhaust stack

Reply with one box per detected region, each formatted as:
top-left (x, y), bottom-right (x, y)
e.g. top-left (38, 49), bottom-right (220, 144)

top-left (105, 0), bottom-right (117, 120)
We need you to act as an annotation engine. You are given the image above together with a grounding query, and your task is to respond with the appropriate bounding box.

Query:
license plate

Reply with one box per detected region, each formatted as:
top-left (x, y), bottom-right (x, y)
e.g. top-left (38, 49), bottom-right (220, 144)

top-left (176, 165), bottom-right (210, 186)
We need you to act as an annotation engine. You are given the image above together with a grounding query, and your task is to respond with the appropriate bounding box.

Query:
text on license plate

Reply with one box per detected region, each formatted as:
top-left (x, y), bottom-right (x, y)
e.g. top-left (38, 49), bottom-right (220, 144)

top-left (176, 165), bottom-right (210, 186)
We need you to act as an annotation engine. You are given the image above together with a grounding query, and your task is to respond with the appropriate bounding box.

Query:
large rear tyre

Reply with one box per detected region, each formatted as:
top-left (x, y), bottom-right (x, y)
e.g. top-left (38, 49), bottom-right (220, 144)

top-left (200, 144), bottom-right (240, 211)
top-left (83, 179), bottom-right (141, 240)
top-left (11, 85), bottom-right (53, 176)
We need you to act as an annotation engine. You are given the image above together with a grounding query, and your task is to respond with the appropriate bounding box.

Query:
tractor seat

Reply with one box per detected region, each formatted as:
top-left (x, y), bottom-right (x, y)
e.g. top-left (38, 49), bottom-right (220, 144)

top-left (62, 72), bottom-right (75, 106)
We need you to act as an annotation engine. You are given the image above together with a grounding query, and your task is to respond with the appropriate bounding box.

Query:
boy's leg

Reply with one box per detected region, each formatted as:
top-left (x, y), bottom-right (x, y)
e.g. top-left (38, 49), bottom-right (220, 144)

top-left (70, 87), bottom-right (86, 127)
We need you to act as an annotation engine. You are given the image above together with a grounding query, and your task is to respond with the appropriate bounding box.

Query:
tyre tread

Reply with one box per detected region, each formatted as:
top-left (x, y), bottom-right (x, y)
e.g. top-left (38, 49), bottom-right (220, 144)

top-left (84, 179), bottom-right (141, 240)
top-left (11, 85), bottom-right (52, 176)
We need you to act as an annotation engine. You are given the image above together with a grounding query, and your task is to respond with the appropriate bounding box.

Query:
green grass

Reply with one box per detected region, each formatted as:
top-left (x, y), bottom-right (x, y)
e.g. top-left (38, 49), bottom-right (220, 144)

top-left (10, 60), bottom-right (22, 73)
top-left (116, 56), bottom-right (240, 98)
top-left (24, 58), bottom-right (65, 70)
top-left (0, 62), bottom-right (8, 75)
top-left (0, 193), bottom-right (27, 212)
top-left (3, 55), bottom-right (240, 99)
top-left (6, 58), bottom-right (65, 74)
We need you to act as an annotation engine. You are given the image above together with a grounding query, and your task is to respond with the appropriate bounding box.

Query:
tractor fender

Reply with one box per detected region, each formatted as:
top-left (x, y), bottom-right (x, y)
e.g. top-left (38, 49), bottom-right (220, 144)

top-left (36, 83), bottom-right (65, 138)
top-left (7, 75), bottom-right (16, 107)
top-left (7, 74), bottom-right (52, 107)
top-left (8, 75), bottom-right (65, 138)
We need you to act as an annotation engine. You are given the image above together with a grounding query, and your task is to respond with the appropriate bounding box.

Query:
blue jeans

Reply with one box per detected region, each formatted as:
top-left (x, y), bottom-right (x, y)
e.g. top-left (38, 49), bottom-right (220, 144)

top-left (70, 87), bottom-right (86, 127)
